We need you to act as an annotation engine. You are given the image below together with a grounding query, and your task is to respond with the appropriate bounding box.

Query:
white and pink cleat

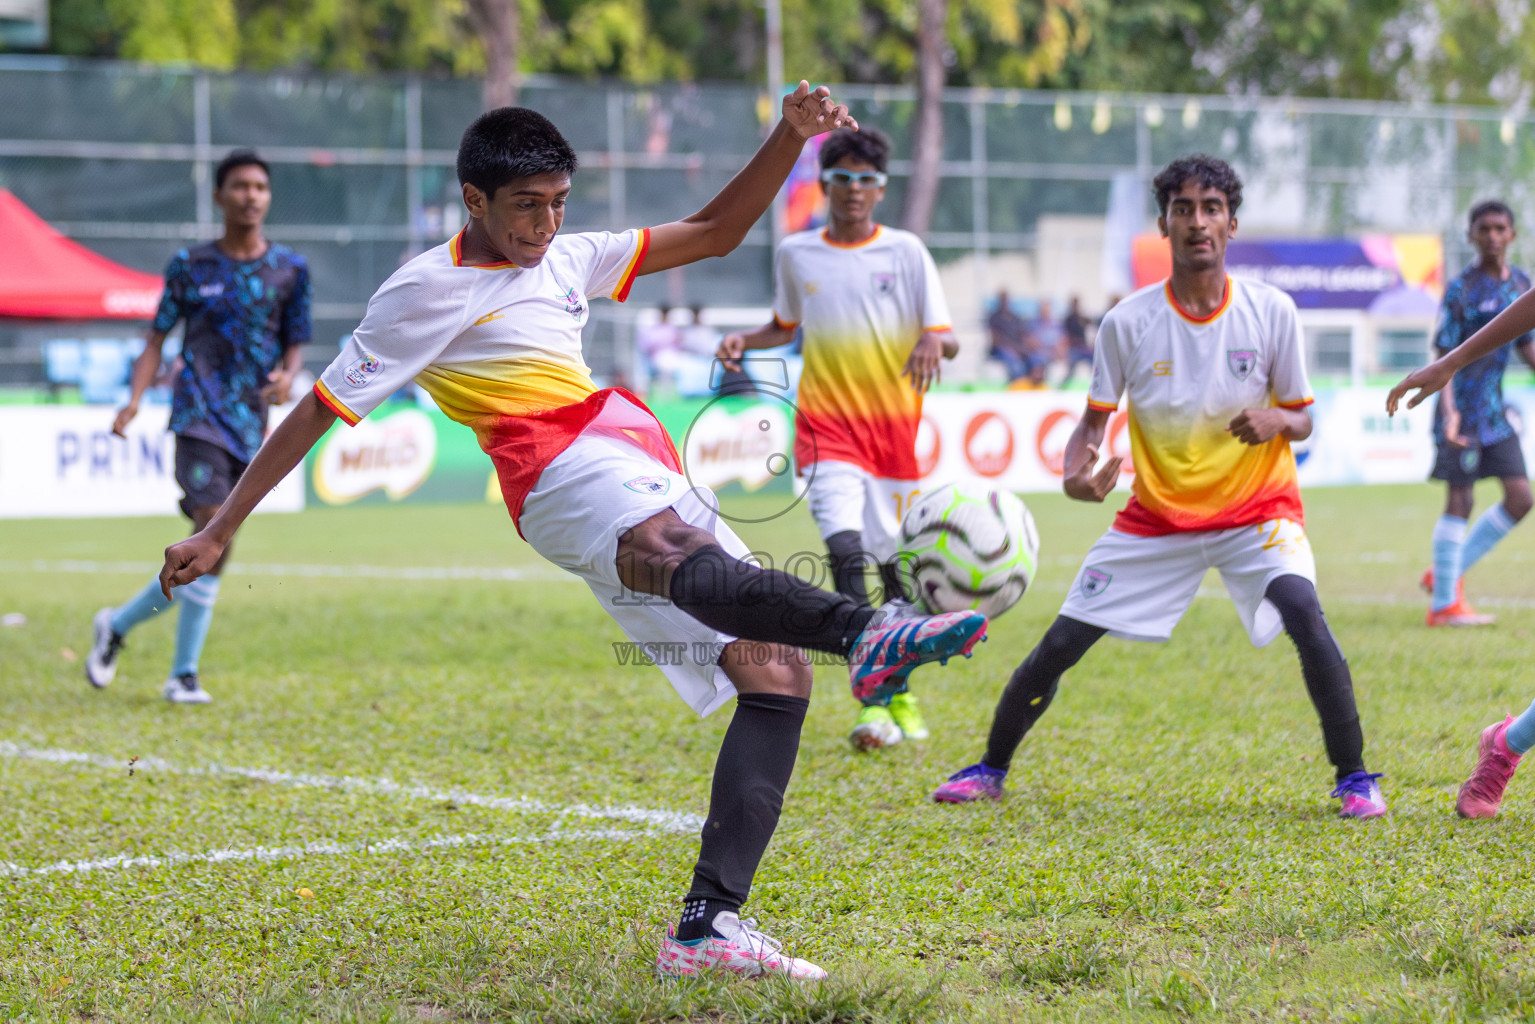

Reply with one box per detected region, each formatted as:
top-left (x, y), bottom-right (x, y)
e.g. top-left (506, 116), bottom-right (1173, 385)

top-left (655, 912), bottom-right (827, 981)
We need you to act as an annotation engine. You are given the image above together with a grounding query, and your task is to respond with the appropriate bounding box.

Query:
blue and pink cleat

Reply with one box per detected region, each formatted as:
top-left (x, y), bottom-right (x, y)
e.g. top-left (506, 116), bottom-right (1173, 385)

top-left (932, 762), bottom-right (1007, 803)
top-left (848, 610), bottom-right (988, 705)
top-left (1331, 770), bottom-right (1387, 818)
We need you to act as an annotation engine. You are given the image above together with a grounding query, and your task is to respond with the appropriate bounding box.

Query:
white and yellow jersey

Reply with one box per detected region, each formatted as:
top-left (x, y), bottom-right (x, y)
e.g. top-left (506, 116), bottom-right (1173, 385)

top-left (313, 227), bottom-right (657, 524)
top-left (1088, 275), bottom-right (1313, 535)
top-left (772, 225), bottom-right (952, 479)
top-left (315, 227), bottom-right (648, 429)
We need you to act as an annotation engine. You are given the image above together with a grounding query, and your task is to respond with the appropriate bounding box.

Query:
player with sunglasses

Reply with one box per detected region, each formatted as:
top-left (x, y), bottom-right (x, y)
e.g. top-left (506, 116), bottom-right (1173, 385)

top-left (720, 127), bottom-right (960, 752)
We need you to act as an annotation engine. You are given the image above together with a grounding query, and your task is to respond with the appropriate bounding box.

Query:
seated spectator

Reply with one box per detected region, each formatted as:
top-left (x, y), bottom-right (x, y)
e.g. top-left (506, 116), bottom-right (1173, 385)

top-left (1008, 359), bottom-right (1050, 391)
top-left (636, 303), bottom-right (683, 394)
top-left (986, 289), bottom-right (1030, 380)
top-left (1030, 299), bottom-right (1061, 374)
top-left (1059, 295), bottom-right (1095, 385)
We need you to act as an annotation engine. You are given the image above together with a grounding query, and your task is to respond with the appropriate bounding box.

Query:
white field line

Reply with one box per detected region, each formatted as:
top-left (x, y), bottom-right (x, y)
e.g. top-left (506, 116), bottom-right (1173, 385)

top-left (0, 827), bottom-right (653, 878)
top-left (0, 559), bottom-right (572, 582)
top-left (0, 741), bottom-right (704, 834)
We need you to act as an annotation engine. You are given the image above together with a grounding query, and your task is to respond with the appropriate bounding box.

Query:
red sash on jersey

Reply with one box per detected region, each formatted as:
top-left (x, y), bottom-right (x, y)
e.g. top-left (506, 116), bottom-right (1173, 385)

top-left (793, 408), bottom-right (920, 479)
top-left (479, 388), bottom-right (681, 532)
top-left (1112, 488), bottom-right (1306, 536)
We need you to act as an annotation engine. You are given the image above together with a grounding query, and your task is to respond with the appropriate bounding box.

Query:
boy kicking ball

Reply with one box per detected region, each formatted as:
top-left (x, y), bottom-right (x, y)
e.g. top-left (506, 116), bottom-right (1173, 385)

top-left (157, 86), bottom-right (986, 980)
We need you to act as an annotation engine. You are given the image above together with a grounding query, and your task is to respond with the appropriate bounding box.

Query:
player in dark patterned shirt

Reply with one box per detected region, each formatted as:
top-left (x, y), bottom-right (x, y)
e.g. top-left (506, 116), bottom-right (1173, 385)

top-left (1424, 200), bottom-right (1535, 626)
top-left (86, 149), bottom-right (311, 703)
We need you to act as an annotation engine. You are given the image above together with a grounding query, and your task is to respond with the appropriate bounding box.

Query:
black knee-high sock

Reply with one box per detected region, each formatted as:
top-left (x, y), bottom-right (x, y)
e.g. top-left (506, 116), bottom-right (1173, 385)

top-left (825, 529), bottom-right (871, 607)
top-left (1265, 574), bottom-right (1365, 780)
top-left (983, 616), bottom-right (1105, 770)
top-left (669, 544), bottom-right (875, 658)
top-left (679, 692), bottom-right (808, 940)
top-left (877, 560), bottom-right (909, 606)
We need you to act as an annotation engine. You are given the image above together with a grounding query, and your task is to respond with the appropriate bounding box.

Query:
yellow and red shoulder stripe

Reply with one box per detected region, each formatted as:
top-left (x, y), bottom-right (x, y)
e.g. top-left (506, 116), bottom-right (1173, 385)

top-left (613, 228), bottom-right (651, 302)
top-left (773, 313), bottom-right (799, 330)
top-left (1278, 396), bottom-right (1315, 410)
top-left (313, 380), bottom-right (361, 426)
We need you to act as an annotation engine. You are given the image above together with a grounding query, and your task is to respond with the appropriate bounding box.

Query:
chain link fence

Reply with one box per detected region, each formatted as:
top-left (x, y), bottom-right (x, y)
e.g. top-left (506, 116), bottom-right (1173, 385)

top-left (5, 56), bottom-right (1535, 385)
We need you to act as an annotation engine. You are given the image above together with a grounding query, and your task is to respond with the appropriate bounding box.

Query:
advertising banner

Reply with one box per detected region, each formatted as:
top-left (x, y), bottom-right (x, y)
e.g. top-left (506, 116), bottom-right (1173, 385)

top-left (18, 385), bottom-right (1535, 519)
top-left (1131, 234), bottom-right (1444, 314)
top-left (0, 405), bottom-right (304, 518)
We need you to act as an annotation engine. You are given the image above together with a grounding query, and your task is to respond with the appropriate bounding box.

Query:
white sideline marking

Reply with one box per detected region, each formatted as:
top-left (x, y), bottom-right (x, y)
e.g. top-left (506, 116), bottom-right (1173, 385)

top-left (0, 559), bottom-right (573, 583)
top-left (0, 741), bottom-right (704, 834)
top-left (0, 828), bottom-right (654, 878)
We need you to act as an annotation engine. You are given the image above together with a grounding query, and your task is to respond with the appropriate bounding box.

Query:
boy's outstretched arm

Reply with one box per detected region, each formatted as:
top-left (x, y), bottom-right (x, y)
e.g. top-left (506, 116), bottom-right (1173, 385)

top-left (640, 82), bottom-right (856, 274)
top-left (1388, 288), bottom-right (1535, 414)
top-left (160, 391), bottom-right (338, 596)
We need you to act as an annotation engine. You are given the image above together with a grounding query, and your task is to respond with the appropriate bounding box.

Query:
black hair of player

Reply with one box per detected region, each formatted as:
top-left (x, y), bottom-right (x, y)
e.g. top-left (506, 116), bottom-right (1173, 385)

top-left (1470, 200), bottom-right (1515, 230)
top-left (819, 127), bottom-right (890, 173)
top-left (457, 107), bottom-right (579, 199)
top-left (1153, 154), bottom-right (1243, 217)
top-left (215, 149), bottom-right (270, 190)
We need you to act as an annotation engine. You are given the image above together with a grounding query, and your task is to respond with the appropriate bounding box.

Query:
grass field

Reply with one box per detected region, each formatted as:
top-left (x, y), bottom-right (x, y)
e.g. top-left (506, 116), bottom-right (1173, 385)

top-left (6, 481), bottom-right (1535, 1022)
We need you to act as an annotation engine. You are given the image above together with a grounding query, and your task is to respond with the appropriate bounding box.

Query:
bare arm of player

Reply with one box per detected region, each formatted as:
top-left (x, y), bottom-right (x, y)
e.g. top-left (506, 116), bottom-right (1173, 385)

top-left (1388, 288), bottom-right (1535, 414)
top-left (718, 321), bottom-right (796, 372)
top-left (260, 344), bottom-right (305, 406)
top-left (1061, 406), bottom-right (1122, 502)
top-left (112, 329), bottom-right (169, 437)
top-left (901, 329), bottom-right (956, 394)
top-left (159, 391), bottom-right (338, 597)
top-left (1226, 406), bottom-right (1312, 445)
top-left (1439, 375), bottom-right (1470, 448)
top-left (639, 82), bottom-right (856, 275)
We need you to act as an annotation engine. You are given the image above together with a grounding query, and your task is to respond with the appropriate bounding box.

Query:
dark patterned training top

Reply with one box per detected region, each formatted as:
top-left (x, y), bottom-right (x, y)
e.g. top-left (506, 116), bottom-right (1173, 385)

top-left (152, 241), bottom-right (311, 462)
top-left (1433, 264), bottom-right (1532, 447)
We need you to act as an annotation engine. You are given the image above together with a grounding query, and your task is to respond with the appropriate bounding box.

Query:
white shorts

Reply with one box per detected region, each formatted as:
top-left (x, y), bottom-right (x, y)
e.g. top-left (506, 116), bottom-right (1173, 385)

top-left (519, 431), bottom-right (749, 717)
top-left (1058, 519), bottom-right (1317, 646)
top-left (804, 460), bottom-right (920, 562)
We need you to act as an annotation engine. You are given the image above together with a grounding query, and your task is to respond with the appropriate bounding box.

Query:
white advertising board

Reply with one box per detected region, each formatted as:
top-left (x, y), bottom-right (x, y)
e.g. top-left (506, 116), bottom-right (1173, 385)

top-left (0, 405), bottom-right (304, 519)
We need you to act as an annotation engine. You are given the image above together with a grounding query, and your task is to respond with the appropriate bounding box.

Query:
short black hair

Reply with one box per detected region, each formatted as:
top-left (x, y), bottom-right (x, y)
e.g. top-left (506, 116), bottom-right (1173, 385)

top-left (819, 127), bottom-right (889, 173)
top-left (1153, 154), bottom-right (1243, 216)
top-left (215, 149), bottom-right (269, 189)
top-left (457, 107), bottom-right (578, 199)
top-left (1470, 199), bottom-right (1515, 229)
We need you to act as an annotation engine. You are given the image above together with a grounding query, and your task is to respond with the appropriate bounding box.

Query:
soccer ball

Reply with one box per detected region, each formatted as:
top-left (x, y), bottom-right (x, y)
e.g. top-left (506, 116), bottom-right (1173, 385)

top-left (897, 482), bottom-right (1040, 619)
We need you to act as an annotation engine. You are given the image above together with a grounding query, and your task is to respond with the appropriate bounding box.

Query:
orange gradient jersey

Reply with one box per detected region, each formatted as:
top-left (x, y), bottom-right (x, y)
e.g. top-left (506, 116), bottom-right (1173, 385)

top-left (1087, 276), bottom-right (1313, 535)
top-left (773, 225), bottom-right (952, 479)
top-left (314, 227), bottom-right (659, 522)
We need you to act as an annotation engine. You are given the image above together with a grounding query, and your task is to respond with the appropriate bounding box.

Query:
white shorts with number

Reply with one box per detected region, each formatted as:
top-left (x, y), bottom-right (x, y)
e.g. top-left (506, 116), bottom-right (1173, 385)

top-left (804, 460), bottom-right (921, 562)
top-left (1058, 519), bottom-right (1317, 646)
top-left (519, 431), bottom-right (750, 718)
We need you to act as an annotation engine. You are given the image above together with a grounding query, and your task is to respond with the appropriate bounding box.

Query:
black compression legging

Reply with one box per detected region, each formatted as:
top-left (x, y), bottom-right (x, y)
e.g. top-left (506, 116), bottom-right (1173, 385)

top-left (981, 574), bottom-right (1366, 779)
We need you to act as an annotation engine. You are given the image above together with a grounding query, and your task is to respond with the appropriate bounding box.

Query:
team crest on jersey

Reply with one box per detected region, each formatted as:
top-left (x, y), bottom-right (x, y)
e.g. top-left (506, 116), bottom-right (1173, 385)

top-left (1227, 349), bottom-right (1258, 381)
top-left (557, 286), bottom-right (586, 321)
top-left (872, 272), bottom-right (896, 296)
top-left (624, 475), bottom-right (671, 495)
top-left (1080, 567), bottom-right (1112, 598)
top-left (343, 353), bottom-right (384, 388)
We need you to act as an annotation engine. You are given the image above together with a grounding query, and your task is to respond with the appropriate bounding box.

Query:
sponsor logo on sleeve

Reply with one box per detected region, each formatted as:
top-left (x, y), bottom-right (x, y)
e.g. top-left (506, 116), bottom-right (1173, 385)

top-left (1080, 567), bottom-right (1112, 598)
top-left (343, 353), bottom-right (384, 388)
top-left (1227, 349), bottom-right (1257, 381)
top-left (623, 475), bottom-right (671, 495)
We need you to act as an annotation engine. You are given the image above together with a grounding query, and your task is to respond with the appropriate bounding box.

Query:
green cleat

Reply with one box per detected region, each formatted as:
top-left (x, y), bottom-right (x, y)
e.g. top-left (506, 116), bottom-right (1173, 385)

top-left (888, 691), bottom-right (929, 740)
top-left (850, 704), bottom-right (902, 752)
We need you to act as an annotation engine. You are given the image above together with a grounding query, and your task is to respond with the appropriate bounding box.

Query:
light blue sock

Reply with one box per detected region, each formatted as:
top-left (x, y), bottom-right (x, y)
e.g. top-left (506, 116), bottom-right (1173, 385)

top-left (1505, 699), bottom-right (1535, 755)
top-left (1461, 504), bottom-right (1517, 576)
top-left (171, 574), bottom-right (221, 677)
top-left (110, 576), bottom-right (174, 635)
top-left (1431, 514), bottom-right (1467, 611)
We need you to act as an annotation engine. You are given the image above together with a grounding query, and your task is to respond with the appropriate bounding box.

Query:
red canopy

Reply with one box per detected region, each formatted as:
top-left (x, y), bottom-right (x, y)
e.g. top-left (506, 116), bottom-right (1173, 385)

top-left (0, 189), bottom-right (163, 319)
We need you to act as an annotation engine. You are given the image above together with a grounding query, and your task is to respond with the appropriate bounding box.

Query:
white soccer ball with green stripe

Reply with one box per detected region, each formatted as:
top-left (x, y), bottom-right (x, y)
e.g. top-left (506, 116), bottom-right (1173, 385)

top-left (897, 482), bottom-right (1039, 619)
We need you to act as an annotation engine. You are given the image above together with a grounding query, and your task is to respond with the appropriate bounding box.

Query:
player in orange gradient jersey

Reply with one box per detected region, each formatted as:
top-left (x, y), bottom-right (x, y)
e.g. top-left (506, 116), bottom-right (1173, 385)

top-left (719, 127), bottom-right (959, 752)
top-left (934, 154), bottom-right (1386, 819)
top-left (156, 89), bottom-right (993, 981)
